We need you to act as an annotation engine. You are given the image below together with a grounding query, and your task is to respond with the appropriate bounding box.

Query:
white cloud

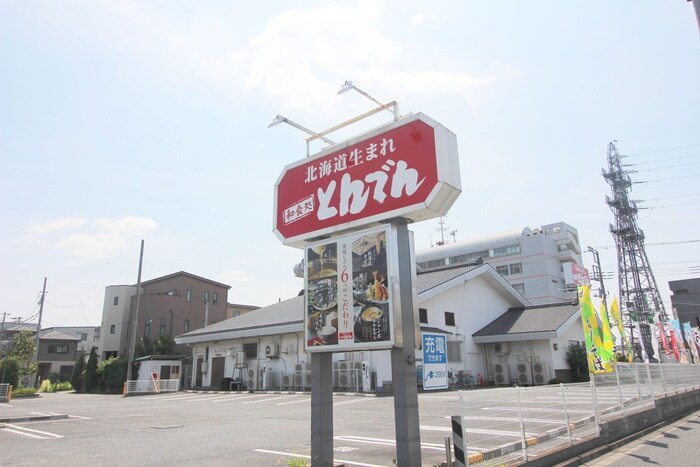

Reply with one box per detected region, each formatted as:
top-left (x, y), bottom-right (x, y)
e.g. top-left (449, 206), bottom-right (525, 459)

top-left (26, 217), bottom-right (87, 235)
top-left (214, 2), bottom-right (510, 114)
top-left (411, 13), bottom-right (430, 26)
top-left (26, 216), bottom-right (157, 260)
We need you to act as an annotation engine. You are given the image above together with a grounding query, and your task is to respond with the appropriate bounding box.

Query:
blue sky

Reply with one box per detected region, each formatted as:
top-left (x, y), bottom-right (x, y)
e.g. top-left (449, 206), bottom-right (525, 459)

top-left (1, 1), bottom-right (698, 328)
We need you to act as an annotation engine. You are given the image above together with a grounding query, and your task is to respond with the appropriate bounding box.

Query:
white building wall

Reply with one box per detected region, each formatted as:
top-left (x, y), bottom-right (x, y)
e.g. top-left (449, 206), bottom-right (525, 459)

top-left (420, 275), bottom-right (520, 379)
top-left (99, 285), bottom-right (137, 359)
top-left (551, 317), bottom-right (584, 373)
top-left (416, 222), bottom-right (584, 306)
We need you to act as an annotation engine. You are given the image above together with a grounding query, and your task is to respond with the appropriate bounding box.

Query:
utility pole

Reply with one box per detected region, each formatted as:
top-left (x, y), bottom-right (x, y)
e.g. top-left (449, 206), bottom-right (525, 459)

top-left (1, 312), bottom-right (8, 383)
top-left (126, 240), bottom-right (145, 383)
top-left (33, 277), bottom-right (47, 387)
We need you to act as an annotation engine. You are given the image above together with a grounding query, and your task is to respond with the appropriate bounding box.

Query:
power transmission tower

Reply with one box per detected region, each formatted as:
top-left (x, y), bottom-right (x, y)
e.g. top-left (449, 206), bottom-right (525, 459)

top-left (603, 141), bottom-right (669, 363)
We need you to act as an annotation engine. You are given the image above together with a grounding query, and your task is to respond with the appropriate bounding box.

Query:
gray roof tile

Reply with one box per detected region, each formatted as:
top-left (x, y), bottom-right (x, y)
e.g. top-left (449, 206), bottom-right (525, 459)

top-left (472, 302), bottom-right (579, 337)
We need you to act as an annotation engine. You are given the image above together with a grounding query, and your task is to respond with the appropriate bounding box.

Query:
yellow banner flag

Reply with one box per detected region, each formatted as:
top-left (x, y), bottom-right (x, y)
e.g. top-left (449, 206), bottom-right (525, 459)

top-left (599, 298), bottom-right (615, 362)
top-left (578, 285), bottom-right (613, 373)
top-left (610, 298), bottom-right (633, 363)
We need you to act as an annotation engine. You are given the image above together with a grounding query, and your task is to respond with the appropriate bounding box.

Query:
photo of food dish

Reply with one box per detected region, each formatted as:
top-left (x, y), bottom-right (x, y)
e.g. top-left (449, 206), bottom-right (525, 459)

top-left (354, 302), bottom-right (390, 343)
top-left (307, 278), bottom-right (337, 311)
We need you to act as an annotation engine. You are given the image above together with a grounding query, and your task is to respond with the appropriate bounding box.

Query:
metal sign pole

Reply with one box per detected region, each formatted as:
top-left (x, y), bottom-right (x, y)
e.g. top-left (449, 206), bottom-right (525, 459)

top-left (310, 352), bottom-right (333, 466)
top-left (391, 219), bottom-right (422, 465)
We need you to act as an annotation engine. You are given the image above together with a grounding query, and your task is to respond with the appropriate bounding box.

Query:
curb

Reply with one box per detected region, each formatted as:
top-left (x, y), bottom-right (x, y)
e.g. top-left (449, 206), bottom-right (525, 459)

top-left (0, 414), bottom-right (69, 424)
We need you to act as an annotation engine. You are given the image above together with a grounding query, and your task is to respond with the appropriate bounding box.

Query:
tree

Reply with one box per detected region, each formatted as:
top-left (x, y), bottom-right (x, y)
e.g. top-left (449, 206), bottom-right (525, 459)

top-left (0, 357), bottom-right (20, 388)
top-left (71, 350), bottom-right (86, 392)
top-left (84, 347), bottom-right (99, 392)
top-left (565, 342), bottom-right (590, 382)
top-left (98, 356), bottom-right (128, 392)
top-left (10, 331), bottom-right (37, 387)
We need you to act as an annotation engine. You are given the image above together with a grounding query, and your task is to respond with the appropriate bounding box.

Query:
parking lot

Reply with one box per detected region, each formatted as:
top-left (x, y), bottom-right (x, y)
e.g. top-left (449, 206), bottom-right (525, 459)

top-left (1, 390), bottom-right (460, 466)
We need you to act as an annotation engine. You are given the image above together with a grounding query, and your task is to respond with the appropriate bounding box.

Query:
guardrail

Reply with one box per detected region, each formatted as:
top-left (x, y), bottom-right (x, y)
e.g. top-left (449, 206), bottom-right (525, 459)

top-left (123, 379), bottom-right (180, 397)
top-left (453, 363), bottom-right (700, 466)
top-left (0, 383), bottom-right (11, 402)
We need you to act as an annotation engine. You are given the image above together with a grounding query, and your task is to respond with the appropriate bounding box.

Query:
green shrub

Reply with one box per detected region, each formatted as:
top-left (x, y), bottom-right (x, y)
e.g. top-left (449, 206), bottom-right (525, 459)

top-left (85, 347), bottom-right (99, 392)
top-left (38, 379), bottom-right (73, 393)
top-left (12, 387), bottom-right (37, 397)
top-left (71, 351), bottom-right (86, 392)
top-left (565, 343), bottom-right (590, 382)
top-left (0, 357), bottom-right (21, 388)
top-left (97, 356), bottom-right (128, 392)
top-left (39, 379), bottom-right (51, 392)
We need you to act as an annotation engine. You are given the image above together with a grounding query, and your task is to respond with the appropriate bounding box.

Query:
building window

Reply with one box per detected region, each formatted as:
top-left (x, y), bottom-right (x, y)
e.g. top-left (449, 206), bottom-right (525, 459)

top-left (427, 259), bottom-right (445, 269)
top-left (492, 244), bottom-right (521, 257)
top-left (160, 317), bottom-right (167, 336)
top-left (204, 291), bottom-right (210, 303)
top-left (186, 289), bottom-right (192, 303)
top-left (48, 345), bottom-right (69, 353)
top-left (144, 318), bottom-right (152, 339)
top-left (113, 296), bottom-right (119, 306)
top-left (513, 283), bottom-right (525, 294)
top-left (184, 320), bottom-right (190, 333)
top-left (243, 342), bottom-right (258, 359)
top-left (77, 332), bottom-right (88, 341)
top-left (444, 311), bottom-right (456, 327)
top-left (419, 308), bottom-right (428, 324)
top-left (496, 265), bottom-right (509, 276)
top-left (213, 292), bottom-right (218, 306)
top-left (509, 263), bottom-right (523, 275)
top-left (110, 325), bottom-right (116, 334)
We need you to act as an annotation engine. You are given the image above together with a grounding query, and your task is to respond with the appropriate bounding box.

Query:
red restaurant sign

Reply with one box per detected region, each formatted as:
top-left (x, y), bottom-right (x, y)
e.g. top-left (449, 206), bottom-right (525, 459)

top-left (274, 113), bottom-right (461, 247)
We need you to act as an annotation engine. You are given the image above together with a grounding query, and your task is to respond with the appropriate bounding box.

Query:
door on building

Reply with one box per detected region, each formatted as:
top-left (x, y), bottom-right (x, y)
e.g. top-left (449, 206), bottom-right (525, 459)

top-left (211, 357), bottom-right (225, 389)
top-left (160, 365), bottom-right (171, 380)
top-left (196, 358), bottom-right (203, 387)
top-left (37, 363), bottom-right (51, 382)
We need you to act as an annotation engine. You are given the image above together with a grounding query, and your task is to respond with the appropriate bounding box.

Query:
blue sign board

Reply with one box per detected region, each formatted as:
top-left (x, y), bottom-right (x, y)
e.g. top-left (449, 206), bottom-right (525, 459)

top-left (422, 333), bottom-right (448, 390)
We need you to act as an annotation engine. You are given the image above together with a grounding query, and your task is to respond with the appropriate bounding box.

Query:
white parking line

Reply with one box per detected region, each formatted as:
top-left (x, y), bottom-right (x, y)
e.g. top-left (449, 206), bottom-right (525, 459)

top-left (2, 424), bottom-right (63, 439)
top-left (213, 394), bottom-right (269, 403)
top-left (243, 395), bottom-right (298, 404)
top-left (277, 397), bottom-right (309, 406)
top-left (334, 399), bottom-right (367, 407)
top-left (254, 449), bottom-right (385, 467)
top-left (334, 435), bottom-right (445, 452)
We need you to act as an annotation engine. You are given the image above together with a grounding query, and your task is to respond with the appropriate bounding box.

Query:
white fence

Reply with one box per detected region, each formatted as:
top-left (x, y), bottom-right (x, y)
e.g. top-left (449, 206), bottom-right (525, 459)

top-left (124, 379), bottom-right (180, 396)
top-left (0, 383), bottom-right (11, 402)
top-left (453, 363), bottom-right (700, 466)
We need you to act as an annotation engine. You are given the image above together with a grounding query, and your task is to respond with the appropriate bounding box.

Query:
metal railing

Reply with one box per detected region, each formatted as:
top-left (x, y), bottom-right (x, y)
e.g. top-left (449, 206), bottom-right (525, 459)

top-left (453, 363), bottom-right (700, 466)
top-left (123, 379), bottom-right (180, 396)
top-left (0, 383), bottom-right (11, 402)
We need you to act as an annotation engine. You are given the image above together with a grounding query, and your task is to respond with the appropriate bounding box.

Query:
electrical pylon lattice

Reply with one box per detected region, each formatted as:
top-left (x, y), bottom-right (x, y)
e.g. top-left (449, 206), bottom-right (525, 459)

top-left (603, 141), bottom-right (669, 362)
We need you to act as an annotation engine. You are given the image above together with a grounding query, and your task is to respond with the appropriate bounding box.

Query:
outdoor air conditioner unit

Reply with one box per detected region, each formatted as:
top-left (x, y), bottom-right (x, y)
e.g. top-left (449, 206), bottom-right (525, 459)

top-left (532, 362), bottom-right (550, 385)
top-left (493, 363), bottom-right (511, 385)
top-left (246, 368), bottom-right (257, 390)
top-left (282, 374), bottom-right (293, 389)
top-left (516, 362), bottom-right (532, 385)
top-left (264, 343), bottom-right (279, 358)
top-left (338, 361), bottom-right (351, 389)
top-left (494, 342), bottom-right (510, 354)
